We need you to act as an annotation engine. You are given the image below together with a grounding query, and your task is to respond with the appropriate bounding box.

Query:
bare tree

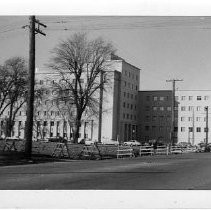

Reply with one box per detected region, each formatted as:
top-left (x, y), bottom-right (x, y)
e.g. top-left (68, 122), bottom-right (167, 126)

top-left (0, 57), bottom-right (28, 137)
top-left (48, 33), bottom-right (115, 143)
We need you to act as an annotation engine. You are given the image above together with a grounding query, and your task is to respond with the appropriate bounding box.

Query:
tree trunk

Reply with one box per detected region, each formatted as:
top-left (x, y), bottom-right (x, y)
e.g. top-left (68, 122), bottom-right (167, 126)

top-left (73, 113), bottom-right (82, 143)
top-left (6, 103), bottom-right (14, 137)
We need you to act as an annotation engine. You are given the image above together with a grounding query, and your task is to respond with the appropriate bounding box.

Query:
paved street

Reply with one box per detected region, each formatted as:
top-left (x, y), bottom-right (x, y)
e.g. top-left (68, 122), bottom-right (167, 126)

top-left (0, 153), bottom-right (211, 190)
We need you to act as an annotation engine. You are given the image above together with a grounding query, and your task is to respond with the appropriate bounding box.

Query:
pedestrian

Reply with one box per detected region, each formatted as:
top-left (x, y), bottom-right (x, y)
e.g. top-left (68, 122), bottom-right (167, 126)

top-left (153, 140), bottom-right (158, 155)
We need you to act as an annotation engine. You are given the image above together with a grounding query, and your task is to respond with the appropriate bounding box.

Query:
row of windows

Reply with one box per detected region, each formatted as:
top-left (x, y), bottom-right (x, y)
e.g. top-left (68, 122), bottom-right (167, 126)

top-left (144, 125), bottom-right (209, 133)
top-left (124, 81), bottom-right (138, 91)
top-left (176, 95), bottom-right (209, 101)
top-left (123, 113), bottom-right (137, 120)
top-left (123, 102), bottom-right (137, 110)
top-left (145, 106), bottom-right (172, 111)
top-left (180, 116), bottom-right (207, 122)
top-left (181, 127), bottom-right (208, 132)
top-left (146, 96), bottom-right (169, 101)
top-left (123, 92), bottom-right (138, 100)
top-left (144, 115), bottom-right (171, 122)
top-left (124, 71), bottom-right (139, 81)
top-left (145, 125), bottom-right (171, 131)
top-left (180, 106), bottom-right (207, 111)
top-left (39, 78), bottom-right (85, 86)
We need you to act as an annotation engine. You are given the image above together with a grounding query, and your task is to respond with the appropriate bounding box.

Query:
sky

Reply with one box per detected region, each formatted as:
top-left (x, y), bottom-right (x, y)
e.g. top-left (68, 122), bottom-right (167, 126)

top-left (1, 16), bottom-right (211, 91)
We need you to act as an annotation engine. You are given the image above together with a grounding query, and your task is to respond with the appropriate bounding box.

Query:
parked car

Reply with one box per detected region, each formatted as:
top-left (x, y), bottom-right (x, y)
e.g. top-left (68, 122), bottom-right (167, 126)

top-left (123, 140), bottom-right (141, 146)
top-left (102, 140), bottom-right (119, 146)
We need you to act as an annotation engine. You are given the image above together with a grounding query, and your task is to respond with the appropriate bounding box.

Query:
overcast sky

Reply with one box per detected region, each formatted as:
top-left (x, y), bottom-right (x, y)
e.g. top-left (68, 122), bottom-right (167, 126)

top-left (1, 16), bottom-right (211, 91)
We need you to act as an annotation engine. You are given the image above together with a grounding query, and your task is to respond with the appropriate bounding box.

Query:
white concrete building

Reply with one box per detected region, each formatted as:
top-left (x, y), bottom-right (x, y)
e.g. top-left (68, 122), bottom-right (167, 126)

top-left (176, 90), bottom-right (211, 145)
top-left (0, 55), bottom-right (141, 144)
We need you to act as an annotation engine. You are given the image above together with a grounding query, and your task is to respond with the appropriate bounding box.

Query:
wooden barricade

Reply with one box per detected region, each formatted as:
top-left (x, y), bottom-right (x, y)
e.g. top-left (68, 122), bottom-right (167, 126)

top-left (79, 143), bottom-right (102, 160)
top-left (156, 146), bottom-right (169, 155)
top-left (181, 147), bottom-right (196, 153)
top-left (140, 145), bottom-right (154, 156)
top-left (51, 142), bottom-right (70, 158)
top-left (3, 137), bottom-right (22, 152)
top-left (117, 145), bottom-right (134, 159)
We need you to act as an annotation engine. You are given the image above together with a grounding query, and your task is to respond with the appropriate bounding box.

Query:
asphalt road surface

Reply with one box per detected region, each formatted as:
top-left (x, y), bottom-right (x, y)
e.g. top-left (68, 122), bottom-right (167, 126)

top-left (1, 152), bottom-right (211, 190)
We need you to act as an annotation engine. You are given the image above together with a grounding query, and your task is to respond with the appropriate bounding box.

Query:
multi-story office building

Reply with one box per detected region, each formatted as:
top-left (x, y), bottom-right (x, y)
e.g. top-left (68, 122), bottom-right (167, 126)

top-left (138, 90), bottom-right (211, 145)
top-left (138, 90), bottom-right (174, 144)
top-left (0, 55), bottom-right (140, 144)
top-left (175, 90), bottom-right (211, 145)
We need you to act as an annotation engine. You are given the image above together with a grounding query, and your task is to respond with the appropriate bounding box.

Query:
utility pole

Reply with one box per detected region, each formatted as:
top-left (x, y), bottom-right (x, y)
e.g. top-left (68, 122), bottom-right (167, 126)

top-left (98, 70), bottom-right (104, 143)
top-left (192, 108), bottom-right (195, 145)
top-left (166, 79), bottom-right (183, 145)
top-left (205, 106), bottom-right (209, 147)
top-left (24, 16), bottom-right (46, 158)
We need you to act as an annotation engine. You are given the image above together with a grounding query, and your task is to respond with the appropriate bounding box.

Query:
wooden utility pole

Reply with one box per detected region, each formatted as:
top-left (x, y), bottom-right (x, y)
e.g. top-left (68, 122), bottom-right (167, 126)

top-left (166, 79), bottom-right (183, 145)
top-left (192, 108), bottom-right (195, 145)
top-left (205, 106), bottom-right (209, 146)
top-left (98, 70), bottom-right (104, 143)
top-left (24, 16), bottom-right (46, 158)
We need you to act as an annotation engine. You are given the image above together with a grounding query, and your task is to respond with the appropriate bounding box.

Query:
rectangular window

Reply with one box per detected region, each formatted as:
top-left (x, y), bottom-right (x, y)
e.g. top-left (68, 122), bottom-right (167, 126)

top-left (152, 126), bottom-right (156, 130)
top-left (175, 96), bottom-right (179, 101)
top-left (197, 96), bottom-right (202, 100)
top-left (188, 117), bottom-right (193, 121)
top-left (181, 117), bottom-right (185, 121)
top-left (160, 96), bottom-right (164, 101)
top-left (160, 107), bottom-right (164, 111)
top-left (181, 96), bottom-right (186, 100)
top-left (159, 126), bottom-right (163, 131)
top-left (204, 96), bottom-right (209, 100)
top-left (196, 127), bottom-right (201, 132)
top-left (153, 106), bottom-right (157, 111)
top-left (153, 96), bottom-right (158, 101)
top-left (159, 116), bottom-right (164, 121)
top-left (145, 126), bottom-right (150, 131)
top-left (181, 127), bottom-right (185, 132)
top-left (204, 127), bottom-right (209, 132)
top-left (152, 116), bottom-right (157, 121)
top-left (181, 106), bottom-right (186, 111)
top-left (189, 127), bottom-right (193, 132)
top-left (167, 107), bottom-right (171, 111)
top-left (50, 121), bottom-right (54, 126)
top-left (188, 106), bottom-right (193, 111)
top-left (189, 96), bottom-right (193, 100)
top-left (196, 117), bottom-right (201, 121)
top-left (196, 106), bottom-right (201, 111)
top-left (123, 102), bottom-right (125, 108)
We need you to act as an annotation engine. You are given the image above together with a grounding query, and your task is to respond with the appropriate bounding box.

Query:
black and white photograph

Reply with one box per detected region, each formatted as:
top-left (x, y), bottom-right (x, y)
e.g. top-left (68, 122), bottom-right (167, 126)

top-left (1, 0), bottom-right (211, 208)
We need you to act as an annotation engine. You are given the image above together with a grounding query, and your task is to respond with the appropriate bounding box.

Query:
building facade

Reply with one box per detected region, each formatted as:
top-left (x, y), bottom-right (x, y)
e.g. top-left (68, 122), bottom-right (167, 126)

top-left (0, 55), bottom-right (141, 144)
top-left (138, 90), bottom-right (211, 145)
top-left (138, 90), bottom-right (174, 144)
top-left (175, 90), bottom-right (211, 145)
